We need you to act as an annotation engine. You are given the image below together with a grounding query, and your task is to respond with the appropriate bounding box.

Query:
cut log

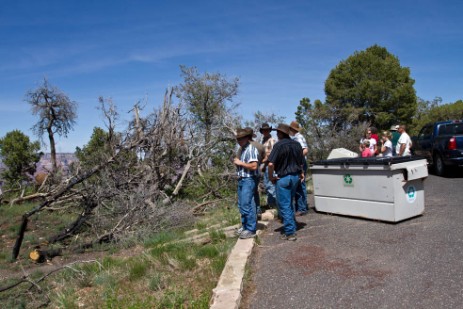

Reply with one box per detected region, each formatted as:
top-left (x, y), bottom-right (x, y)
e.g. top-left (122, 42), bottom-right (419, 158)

top-left (29, 248), bottom-right (62, 263)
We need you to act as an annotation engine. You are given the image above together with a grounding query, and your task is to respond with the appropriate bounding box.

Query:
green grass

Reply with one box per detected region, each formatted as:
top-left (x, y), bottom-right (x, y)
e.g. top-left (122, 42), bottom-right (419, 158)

top-left (94, 272), bottom-right (117, 288)
top-left (0, 198), bottom-right (239, 308)
top-left (209, 230), bottom-right (227, 243)
top-left (195, 221), bottom-right (208, 230)
top-left (0, 201), bottom-right (80, 266)
top-left (148, 273), bottom-right (165, 291)
top-left (54, 289), bottom-right (79, 309)
top-left (197, 244), bottom-right (220, 258)
top-left (128, 259), bottom-right (149, 281)
top-left (143, 230), bottom-right (178, 248)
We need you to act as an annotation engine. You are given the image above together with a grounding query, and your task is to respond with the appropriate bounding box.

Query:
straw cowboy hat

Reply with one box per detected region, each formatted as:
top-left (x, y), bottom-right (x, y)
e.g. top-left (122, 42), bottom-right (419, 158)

top-left (289, 121), bottom-right (302, 132)
top-left (235, 127), bottom-right (254, 139)
top-left (259, 123), bottom-right (273, 134)
top-left (275, 123), bottom-right (291, 136)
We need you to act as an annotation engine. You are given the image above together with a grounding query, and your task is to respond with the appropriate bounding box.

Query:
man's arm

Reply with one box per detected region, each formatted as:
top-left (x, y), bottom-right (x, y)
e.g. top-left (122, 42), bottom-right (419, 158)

top-left (268, 162), bottom-right (279, 183)
top-left (233, 158), bottom-right (258, 170)
top-left (302, 148), bottom-right (308, 156)
top-left (399, 143), bottom-right (405, 156)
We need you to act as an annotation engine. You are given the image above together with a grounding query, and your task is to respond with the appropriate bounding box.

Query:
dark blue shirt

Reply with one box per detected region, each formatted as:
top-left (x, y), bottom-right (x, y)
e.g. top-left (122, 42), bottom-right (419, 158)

top-left (268, 138), bottom-right (304, 177)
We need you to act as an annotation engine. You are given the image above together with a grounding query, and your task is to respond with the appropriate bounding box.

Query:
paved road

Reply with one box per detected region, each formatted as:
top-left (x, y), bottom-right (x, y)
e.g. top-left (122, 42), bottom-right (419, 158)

top-left (242, 172), bottom-right (463, 308)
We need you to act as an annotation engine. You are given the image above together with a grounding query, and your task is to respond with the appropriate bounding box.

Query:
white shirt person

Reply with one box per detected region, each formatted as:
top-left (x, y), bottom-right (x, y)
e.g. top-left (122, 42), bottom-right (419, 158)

top-left (396, 125), bottom-right (412, 156)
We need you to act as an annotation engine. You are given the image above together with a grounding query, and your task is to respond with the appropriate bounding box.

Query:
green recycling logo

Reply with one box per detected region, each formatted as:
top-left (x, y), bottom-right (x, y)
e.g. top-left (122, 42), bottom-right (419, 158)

top-left (406, 185), bottom-right (417, 203)
top-left (343, 174), bottom-right (353, 186)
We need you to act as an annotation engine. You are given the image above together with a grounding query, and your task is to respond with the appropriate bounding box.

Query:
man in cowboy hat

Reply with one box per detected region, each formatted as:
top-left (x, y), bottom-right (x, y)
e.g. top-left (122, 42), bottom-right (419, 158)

top-left (233, 128), bottom-right (260, 239)
top-left (259, 123), bottom-right (277, 209)
top-left (243, 127), bottom-right (265, 219)
top-left (267, 124), bottom-right (304, 241)
top-left (289, 121), bottom-right (309, 216)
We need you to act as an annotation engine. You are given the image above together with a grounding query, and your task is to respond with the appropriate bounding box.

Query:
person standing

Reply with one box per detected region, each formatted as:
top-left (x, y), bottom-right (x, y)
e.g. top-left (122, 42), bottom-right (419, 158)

top-left (370, 127), bottom-right (380, 155)
top-left (289, 121), bottom-right (309, 216)
top-left (245, 127), bottom-right (265, 219)
top-left (359, 129), bottom-right (377, 155)
top-left (389, 125), bottom-right (400, 155)
top-left (233, 128), bottom-right (259, 239)
top-left (259, 123), bottom-right (277, 209)
top-left (396, 124), bottom-right (412, 156)
top-left (379, 131), bottom-right (394, 157)
top-left (268, 124), bottom-right (304, 241)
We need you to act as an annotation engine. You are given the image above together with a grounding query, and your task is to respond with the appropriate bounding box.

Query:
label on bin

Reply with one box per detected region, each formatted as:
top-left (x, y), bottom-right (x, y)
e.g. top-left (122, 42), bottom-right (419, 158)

top-left (406, 185), bottom-right (417, 203)
top-left (343, 174), bottom-right (353, 186)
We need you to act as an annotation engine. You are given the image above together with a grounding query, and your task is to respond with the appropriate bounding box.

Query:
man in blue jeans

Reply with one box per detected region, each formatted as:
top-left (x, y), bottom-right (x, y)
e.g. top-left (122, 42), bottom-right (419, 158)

top-left (233, 128), bottom-right (260, 239)
top-left (268, 124), bottom-right (304, 241)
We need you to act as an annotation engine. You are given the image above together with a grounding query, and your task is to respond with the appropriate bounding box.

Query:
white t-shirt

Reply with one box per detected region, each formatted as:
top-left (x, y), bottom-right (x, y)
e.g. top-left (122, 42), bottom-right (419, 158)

top-left (382, 140), bottom-right (393, 157)
top-left (360, 138), bottom-right (377, 153)
top-left (396, 132), bottom-right (412, 156)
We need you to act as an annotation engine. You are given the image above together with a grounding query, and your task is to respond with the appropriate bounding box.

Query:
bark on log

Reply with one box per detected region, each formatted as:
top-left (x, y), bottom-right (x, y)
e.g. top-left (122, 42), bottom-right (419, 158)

top-left (12, 217), bottom-right (28, 260)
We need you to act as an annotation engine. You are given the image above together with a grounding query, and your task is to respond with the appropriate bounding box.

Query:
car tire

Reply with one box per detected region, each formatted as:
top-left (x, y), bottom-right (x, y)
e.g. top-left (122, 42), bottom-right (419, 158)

top-left (434, 154), bottom-right (446, 176)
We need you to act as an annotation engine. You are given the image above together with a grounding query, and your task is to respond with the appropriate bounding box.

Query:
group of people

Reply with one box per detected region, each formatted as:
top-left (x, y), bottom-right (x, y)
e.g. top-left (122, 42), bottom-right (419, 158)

top-left (233, 121), bottom-right (309, 241)
top-left (359, 124), bottom-right (413, 158)
top-left (233, 122), bottom-right (414, 241)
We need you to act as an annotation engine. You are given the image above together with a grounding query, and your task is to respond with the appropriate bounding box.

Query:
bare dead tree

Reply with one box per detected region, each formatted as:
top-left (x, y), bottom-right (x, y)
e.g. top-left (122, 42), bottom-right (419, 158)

top-left (11, 89), bottom-right (181, 258)
top-left (27, 79), bottom-right (77, 173)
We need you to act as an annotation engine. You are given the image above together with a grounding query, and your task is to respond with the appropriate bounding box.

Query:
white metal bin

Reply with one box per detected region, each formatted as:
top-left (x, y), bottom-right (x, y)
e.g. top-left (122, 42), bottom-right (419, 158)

top-left (310, 156), bottom-right (428, 222)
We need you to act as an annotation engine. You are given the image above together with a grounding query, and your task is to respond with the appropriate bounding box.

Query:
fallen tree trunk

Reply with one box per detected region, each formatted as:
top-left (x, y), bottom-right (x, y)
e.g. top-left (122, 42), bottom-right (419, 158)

top-left (12, 217), bottom-right (28, 260)
top-left (47, 199), bottom-right (97, 244)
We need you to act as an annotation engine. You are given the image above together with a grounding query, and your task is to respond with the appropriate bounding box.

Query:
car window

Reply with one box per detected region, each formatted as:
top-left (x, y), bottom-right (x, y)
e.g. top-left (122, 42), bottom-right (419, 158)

top-left (439, 124), bottom-right (463, 135)
top-left (452, 124), bottom-right (463, 134)
top-left (438, 125), bottom-right (447, 135)
top-left (419, 125), bottom-right (433, 139)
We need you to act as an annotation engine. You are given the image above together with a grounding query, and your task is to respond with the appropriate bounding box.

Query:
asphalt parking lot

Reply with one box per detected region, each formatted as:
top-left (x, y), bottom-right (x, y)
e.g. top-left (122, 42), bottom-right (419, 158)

top-left (242, 172), bottom-right (463, 308)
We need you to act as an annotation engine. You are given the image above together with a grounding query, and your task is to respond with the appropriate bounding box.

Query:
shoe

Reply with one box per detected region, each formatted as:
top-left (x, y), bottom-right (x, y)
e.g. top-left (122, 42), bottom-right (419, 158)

top-left (235, 227), bottom-right (244, 236)
top-left (280, 233), bottom-right (297, 241)
top-left (239, 230), bottom-right (257, 239)
top-left (295, 211), bottom-right (308, 216)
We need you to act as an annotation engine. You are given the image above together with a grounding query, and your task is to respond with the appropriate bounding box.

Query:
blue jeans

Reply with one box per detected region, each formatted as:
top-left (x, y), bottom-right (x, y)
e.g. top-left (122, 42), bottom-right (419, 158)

top-left (275, 174), bottom-right (299, 236)
top-left (263, 166), bottom-right (277, 208)
top-left (253, 176), bottom-right (262, 215)
top-left (294, 162), bottom-right (308, 213)
top-left (238, 176), bottom-right (257, 233)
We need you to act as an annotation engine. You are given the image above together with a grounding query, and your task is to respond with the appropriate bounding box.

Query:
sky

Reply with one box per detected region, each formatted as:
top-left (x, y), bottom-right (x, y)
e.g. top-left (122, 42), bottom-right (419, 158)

top-left (1, 0), bottom-right (462, 152)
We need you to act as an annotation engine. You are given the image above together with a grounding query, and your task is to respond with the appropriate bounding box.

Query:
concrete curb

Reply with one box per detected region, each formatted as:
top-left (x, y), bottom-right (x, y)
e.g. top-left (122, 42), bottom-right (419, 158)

top-left (210, 210), bottom-right (275, 309)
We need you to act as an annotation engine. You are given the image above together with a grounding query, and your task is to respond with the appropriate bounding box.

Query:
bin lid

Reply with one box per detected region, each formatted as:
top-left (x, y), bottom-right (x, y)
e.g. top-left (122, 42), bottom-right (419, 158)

top-left (312, 155), bottom-right (427, 166)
